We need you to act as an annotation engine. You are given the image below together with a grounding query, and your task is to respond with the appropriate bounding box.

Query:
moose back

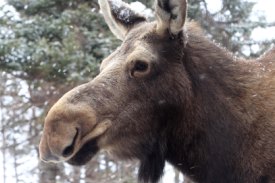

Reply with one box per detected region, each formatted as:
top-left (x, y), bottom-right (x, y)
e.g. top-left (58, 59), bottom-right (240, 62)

top-left (39, 0), bottom-right (275, 182)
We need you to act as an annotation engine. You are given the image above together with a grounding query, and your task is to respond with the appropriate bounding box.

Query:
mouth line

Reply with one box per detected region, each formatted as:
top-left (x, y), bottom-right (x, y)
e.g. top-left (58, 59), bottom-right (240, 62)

top-left (62, 128), bottom-right (79, 158)
top-left (66, 119), bottom-right (112, 165)
top-left (66, 137), bottom-right (99, 165)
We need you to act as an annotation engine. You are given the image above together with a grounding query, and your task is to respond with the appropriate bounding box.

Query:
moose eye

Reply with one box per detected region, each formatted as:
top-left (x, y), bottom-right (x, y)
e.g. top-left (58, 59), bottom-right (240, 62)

top-left (134, 60), bottom-right (148, 72)
top-left (130, 60), bottom-right (150, 78)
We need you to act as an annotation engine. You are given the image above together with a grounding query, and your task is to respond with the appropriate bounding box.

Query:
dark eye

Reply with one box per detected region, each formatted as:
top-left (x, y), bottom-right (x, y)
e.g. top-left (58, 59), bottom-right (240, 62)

top-left (134, 60), bottom-right (148, 72)
top-left (130, 60), bottom-right (150, 78)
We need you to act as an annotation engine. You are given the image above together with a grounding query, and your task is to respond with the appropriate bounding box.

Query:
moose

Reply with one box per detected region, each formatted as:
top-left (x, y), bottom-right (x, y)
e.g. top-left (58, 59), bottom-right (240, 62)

top-left (39, 0), bottom-right (275, 182)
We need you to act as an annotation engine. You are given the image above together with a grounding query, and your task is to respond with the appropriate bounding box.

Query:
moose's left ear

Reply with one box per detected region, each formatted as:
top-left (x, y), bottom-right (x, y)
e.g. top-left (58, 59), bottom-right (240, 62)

top-left (99, 0), bottom-right (147, 40)
top-left (155, 0), bottom-right (187, 36)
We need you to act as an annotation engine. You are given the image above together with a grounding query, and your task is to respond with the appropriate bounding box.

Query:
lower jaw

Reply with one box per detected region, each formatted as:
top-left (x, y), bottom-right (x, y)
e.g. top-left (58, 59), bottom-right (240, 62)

top-left (67, 138), bottom-right (99, 166)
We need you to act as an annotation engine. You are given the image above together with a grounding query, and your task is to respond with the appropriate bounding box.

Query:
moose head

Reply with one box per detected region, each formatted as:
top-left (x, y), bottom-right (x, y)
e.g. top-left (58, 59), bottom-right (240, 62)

top-left (39, 0), bottom-right (275, 182)
top-left (40, 0), bottom-right (189, 181)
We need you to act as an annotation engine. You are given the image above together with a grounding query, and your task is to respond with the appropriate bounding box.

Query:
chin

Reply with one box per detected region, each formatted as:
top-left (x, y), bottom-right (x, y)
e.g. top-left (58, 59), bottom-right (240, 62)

top-left (67, 138), bottom-right (99, 166)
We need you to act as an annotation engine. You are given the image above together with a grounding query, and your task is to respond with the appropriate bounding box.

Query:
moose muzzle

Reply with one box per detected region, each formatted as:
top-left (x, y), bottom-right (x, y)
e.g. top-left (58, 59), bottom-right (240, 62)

top-left (39, 84), bottom-right (112, 163)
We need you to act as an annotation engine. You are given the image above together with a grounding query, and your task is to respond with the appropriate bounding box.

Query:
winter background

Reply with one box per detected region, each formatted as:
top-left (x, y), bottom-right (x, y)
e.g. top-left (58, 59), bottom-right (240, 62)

top-left (0, 0), bottom-right (274, 183)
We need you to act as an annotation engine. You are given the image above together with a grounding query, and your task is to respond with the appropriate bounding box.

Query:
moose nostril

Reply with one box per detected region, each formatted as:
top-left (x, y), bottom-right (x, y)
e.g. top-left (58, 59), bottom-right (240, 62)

top-left (62, 144), bottom-right (74, 158)
top-left (62, 129), bottom-right (79, 157)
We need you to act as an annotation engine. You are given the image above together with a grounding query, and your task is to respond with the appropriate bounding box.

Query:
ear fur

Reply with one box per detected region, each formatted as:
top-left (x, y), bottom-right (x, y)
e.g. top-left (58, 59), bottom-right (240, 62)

top-left (155, 0), bottom-right (187, 36)
top-left (98, 0), bottom-right (146, 40)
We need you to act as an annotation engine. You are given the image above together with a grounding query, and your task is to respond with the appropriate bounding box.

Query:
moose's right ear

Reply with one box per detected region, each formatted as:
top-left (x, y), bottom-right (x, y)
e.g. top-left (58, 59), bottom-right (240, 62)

top-left (155, 0), bottom-right (187, 36)
top-left (98, 0), bottom-right (147, 40)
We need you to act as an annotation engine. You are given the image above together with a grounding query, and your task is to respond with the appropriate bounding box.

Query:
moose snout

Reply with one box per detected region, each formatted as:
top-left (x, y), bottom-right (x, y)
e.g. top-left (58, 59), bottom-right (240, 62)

top-left (39, 126), bottom-right (80, 162)
top-left (39, 84), bottom-right (113, 163)
top-left (39, 139), bottom-right (61, 163)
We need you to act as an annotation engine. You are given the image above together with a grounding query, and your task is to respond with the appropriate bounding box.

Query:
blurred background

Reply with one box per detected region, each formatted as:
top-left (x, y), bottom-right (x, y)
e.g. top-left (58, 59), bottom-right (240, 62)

top-left (0, 0), bottom-right (274, 182)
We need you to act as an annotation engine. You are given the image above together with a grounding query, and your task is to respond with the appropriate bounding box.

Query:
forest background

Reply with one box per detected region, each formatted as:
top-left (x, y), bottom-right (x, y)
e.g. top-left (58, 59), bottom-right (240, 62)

top-left (0, 0), bottom-right (275, 182)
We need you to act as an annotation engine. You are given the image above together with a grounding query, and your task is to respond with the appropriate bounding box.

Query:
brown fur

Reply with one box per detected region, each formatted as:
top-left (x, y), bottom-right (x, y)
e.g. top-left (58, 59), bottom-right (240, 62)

top-left (40, 0), bottom-right (275, 182)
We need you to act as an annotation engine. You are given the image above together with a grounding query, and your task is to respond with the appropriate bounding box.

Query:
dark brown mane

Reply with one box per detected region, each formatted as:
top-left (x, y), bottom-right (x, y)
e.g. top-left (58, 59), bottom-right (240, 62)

top-left (167, 24), bottom-right (275, 182)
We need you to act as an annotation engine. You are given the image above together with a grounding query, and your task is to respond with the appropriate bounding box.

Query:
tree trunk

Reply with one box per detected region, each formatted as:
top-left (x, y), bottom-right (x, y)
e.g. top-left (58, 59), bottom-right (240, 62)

top-left (1, 124), bottom-right (7, 183)
top-left (0, 73), bottom-right (7, 183)
top-left (72, 167), bottom-right (81, 183)
top-left (38, 161), bottom-right (58, 183)
top-left (13, 138), bottom-right (19, 182)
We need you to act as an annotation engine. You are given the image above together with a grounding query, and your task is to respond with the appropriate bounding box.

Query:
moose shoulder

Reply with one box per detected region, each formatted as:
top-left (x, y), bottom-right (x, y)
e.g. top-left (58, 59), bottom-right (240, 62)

top-left (39, 0), bottom-right (275, 182)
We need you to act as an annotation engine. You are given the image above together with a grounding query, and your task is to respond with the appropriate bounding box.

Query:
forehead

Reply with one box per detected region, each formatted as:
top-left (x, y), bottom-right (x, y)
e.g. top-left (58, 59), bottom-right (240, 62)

top-left (118, 22), bottom-right (176, 59)
top-left (100, 22), bottom-right (157, 71)
top-left (123, 22), bottom-right (160, 46)
top-left (123, 22), bottom-right (180, 59)
top-left (100, 21), bottom-right (181, 71)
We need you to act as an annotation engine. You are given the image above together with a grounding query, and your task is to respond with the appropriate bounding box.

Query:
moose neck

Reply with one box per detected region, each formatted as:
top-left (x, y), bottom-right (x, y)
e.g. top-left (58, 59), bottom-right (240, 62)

top-left (165, 27), bottom-right (256, 182)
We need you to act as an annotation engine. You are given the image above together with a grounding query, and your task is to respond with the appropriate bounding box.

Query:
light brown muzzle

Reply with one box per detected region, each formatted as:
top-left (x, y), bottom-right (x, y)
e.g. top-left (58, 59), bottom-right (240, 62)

top-left (39, 85), bottom-right (112, 163)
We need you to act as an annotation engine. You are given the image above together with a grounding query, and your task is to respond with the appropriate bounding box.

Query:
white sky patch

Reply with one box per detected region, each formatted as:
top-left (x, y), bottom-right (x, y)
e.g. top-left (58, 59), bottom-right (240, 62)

top-left (205, 0), bottom-right (275, 42)
top-left (251, 0), bottom-right (275, 23)
top-left (0, 0), bottom-right (5, 6)
top-left (252, 27), bottom-right (275, 41)
top-left (162, 163), bottom-right (184, 182)
top-left (247, 0), bottom-right (275, 41)
top-left (206, 0), bottom-right (222, 13)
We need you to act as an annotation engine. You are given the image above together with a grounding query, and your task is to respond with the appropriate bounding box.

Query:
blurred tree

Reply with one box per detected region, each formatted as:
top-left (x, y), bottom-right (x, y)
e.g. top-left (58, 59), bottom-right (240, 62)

top-left (0, 0), bottom-right (274, 183)
top-left (0, 0), bottom-right (121, 182)
top-left (1, 0), bottom-right (120, 83)
top-left (188, 0), bottom-right (275, 57)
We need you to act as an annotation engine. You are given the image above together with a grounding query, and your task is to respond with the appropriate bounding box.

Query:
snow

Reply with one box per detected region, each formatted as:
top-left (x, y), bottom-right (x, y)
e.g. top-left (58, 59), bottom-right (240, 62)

top-left (110, 0), bottom-right (132, 23)
top-left (111, 0), bottom-right (123, 8)
top-left (0, 0), bottom-right (20, 20)
top-left (110, 0), bottom-right (153, 22)
top-left (129, 2), bottom-right (154, 19)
